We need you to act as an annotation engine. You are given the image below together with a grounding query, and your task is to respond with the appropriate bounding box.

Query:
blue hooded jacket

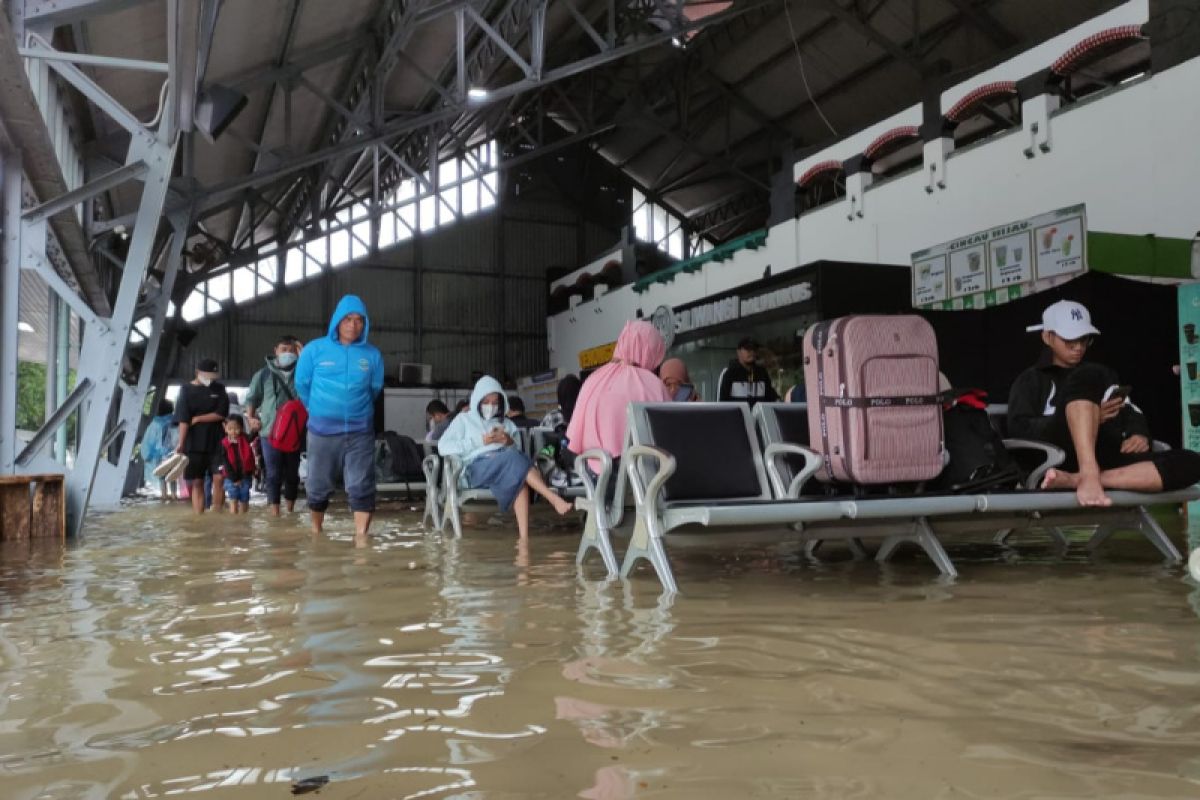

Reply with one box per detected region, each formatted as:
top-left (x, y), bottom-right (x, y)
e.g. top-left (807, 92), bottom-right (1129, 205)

top-left (295, 295), bottom-right (384, 435)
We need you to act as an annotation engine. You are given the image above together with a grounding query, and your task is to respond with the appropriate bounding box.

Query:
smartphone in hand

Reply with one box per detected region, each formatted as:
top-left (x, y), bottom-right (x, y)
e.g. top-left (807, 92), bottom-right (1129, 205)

top-left (1103, 384), bottom-right (1132, 403)
top-left (673, 383), bottom-right (695, 402)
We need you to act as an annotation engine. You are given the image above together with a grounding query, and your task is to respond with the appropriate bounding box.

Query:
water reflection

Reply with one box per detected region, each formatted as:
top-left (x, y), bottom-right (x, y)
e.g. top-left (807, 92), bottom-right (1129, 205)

top-left (0, 501), bottom-right (1198, 798)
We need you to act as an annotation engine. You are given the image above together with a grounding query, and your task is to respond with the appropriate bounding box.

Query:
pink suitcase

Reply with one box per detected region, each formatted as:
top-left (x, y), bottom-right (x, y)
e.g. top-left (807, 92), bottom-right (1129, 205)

top-left (803, 315), bottom-right (944, 484)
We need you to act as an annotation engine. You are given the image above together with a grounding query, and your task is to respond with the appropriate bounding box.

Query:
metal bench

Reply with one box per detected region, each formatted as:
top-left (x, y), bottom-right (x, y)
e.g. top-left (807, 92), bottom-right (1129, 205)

top-left (615, 402), bottom-right (1197, 592)
top-left (620, 403), bottom-right (975, 592)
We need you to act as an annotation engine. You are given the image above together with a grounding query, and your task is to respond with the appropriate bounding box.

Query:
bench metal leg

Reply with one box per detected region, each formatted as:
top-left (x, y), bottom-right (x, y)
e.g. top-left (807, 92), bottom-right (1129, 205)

top-left (575, 499), bottom-right (618, 579)
top-left (1086, 523), bottom-right (1116, 553)
top-left (421, 458), bottom-right (442, 530)
top-left (876, 518), bottom-right (957, 578)
top-left (620, 515), bottom-right (677, 594)
top-left (993, 528), bottom-right (1013, 545)
top-left (848, 538), bottom-right (868, 560)
top-left (1136, 506), bottom-right (1183, 563)
top-left (442, 495), bottom-right (463, 538)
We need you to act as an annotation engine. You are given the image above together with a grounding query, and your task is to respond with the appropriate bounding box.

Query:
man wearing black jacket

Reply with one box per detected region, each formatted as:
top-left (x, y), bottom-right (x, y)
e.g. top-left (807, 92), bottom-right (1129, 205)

top-left (1008, 300), bottom-right (1200, 506)
top-left (717, 337), bottom-right (778, 405)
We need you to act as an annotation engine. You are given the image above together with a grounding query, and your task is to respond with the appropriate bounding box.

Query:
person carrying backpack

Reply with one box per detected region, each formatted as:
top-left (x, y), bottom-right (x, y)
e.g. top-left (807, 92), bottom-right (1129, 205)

top-left (245, 335), bottom-right (304, 516)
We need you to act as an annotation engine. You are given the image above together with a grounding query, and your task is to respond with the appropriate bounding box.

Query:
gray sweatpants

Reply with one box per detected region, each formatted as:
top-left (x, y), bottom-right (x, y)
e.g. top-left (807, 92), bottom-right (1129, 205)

top-left (305, 430), bottom-right (376, 512)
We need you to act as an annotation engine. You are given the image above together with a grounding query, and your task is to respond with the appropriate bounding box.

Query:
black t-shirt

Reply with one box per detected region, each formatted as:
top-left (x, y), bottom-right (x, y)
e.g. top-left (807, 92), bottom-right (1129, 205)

top-left (174, 381), bottom-right (230, 454)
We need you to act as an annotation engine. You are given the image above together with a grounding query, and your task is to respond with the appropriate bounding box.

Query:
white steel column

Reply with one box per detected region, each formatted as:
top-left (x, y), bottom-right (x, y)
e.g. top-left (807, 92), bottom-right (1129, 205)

top-left (0, 150), bottom-right (22, 473)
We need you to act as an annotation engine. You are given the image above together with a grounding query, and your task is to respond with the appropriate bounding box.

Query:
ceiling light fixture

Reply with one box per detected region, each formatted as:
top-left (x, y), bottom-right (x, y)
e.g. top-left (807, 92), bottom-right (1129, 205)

top-left (194, 83), bottom-right (249, 143)
top-left (467, 87), bottom-right (489, 101)
top-left (17, 321), bottom-right (34, 333)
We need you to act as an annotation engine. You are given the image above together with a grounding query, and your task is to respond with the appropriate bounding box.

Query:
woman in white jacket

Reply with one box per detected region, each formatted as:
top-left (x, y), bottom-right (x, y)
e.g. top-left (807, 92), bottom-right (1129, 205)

top-left (437, 375), bottom-right (574, 536)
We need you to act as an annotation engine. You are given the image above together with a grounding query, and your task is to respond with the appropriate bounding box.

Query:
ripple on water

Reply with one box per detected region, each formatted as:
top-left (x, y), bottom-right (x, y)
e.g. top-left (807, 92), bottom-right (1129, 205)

top-left (0, 502), bottom-right (1199, 798)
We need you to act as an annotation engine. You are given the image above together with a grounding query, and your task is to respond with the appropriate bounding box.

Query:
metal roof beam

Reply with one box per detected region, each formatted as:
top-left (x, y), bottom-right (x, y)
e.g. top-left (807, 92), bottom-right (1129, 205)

top-left (150, 0), bottom-right (768, 228)
top-left (942, 0), bottom-right (1018, 49)
top-left (813, 0), bottom-right (925, 75)
top-left (22, 0), bottom-right (156, 29)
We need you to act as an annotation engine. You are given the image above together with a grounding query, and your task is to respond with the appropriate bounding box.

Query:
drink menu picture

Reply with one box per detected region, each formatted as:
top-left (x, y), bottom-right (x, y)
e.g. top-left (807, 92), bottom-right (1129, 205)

top-left (948, 245), bottom-right (987, 298)
top-left (912, 254), bottom-right (948, 306)
top-left (988, 231), bottom-right (1033, 288)
top-left (1033, 213), bottom-right (1085, 280)
top-left (911, 203), bottom-right (1088, 310)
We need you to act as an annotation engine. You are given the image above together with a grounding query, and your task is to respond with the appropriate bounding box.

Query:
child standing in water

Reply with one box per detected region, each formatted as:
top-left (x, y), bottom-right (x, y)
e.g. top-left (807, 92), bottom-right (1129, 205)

top-left (218, 416), bottom-right (255, 514)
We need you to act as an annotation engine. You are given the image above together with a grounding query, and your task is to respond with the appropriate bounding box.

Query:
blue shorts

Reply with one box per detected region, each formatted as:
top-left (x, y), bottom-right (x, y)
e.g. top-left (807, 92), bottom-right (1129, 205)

top-left (224, 478), bottom-right (252, 503)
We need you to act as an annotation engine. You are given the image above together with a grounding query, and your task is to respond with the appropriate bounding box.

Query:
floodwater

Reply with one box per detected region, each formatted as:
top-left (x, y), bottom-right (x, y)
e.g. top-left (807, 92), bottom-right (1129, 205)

top-left (2, 500), bottom-right (1200, 799)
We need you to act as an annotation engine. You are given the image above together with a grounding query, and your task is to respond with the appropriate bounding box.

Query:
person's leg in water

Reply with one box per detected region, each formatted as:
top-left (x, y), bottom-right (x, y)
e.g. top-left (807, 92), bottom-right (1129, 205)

top-left (523, 467), bottom-right (574, 515)
top-left (344, 432), bottom-right (377, 538)
top-left (189, 479), bottom-right (205, 513)
top-left (261, 438), bottom-right (285, 517)
top-left (512, 485), bottom-right (532, 537)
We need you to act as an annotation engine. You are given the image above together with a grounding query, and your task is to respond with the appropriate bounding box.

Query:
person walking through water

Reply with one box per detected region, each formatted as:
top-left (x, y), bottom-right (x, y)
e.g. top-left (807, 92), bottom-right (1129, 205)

top-left (296, 295), bottom-right (384, 540)
top-left (245, 335), bottom-right (303, 516)
top-left (436, 375), bottom-right (574, 537)
top-left (174, 359), bottom-right (229, 514)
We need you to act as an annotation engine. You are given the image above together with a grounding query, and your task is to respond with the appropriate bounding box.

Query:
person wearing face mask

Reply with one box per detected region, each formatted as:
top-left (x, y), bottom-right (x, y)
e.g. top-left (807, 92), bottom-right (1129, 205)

top-left (245, 335), bottom-right (304, 516)
top-left (436, 375), bottom-right (575, 537)
top-left (174, 358), bottom-right (231, 514)
top-left (296, 296), bottom-right (385, 539)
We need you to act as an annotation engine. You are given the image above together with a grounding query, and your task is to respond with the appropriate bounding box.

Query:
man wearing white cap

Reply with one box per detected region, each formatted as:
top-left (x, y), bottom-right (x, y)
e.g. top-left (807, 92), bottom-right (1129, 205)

top-left (1008, 300), bottom-right (1200, 505)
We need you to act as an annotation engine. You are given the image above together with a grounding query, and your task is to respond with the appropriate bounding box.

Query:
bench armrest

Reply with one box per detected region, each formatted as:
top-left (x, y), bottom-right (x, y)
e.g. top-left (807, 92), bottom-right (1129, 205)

top-left (421, 453), bottom-right (441, 488)
top-left (763, 443), bottom-right (822, 498)
top-left (1002, 439), bottom-right (1066, 489)
top-left (575, 448), bottom-right (612, 510)
top-left (624, 445), bottom-right (677, 524)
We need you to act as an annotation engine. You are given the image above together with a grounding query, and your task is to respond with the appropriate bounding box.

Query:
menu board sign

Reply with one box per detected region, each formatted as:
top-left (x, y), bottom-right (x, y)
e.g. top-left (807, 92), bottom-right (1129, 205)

top-left (912, 204), bottom-right (1087, 310)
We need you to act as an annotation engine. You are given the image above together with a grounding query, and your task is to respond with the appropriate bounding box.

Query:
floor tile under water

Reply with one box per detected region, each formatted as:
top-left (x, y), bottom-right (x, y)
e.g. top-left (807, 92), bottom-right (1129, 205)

top-left (1, 500), bottom-right (1199, 799)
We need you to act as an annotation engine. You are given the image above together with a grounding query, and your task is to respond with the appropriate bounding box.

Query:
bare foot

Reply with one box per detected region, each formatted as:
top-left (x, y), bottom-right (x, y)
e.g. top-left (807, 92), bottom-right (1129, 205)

top-left (1040, 468), bottom-right (1077, 491)
top-left (270, 505), bottom-right (281, 517)
top-left (1075, 473), bottom-right (1112, 507)
top-left (551, 495), bottom-right (574, 515)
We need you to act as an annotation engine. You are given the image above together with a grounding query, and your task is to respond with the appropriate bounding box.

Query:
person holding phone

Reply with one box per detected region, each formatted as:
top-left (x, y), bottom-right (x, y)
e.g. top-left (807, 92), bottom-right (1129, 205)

top-left (437, 375), bottom-right (574, 537)
top-left (660, 358), bottom-right (699, 402)
top-left (1008, 300), bottom-right (1200, 506)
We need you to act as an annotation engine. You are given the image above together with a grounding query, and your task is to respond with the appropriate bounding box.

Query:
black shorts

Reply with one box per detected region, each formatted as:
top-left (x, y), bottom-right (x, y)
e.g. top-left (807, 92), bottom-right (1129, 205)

top-left (183, 450), bottom-right (219, 481)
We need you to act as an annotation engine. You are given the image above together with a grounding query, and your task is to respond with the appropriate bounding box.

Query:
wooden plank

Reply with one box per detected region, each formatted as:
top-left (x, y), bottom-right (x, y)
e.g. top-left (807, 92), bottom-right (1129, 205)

top-left (0, 483), bottom-right (31, 541)
top-left (0, 474), bottom-right (66, 485)
top-left (32, 478), bottom-right (65, 540)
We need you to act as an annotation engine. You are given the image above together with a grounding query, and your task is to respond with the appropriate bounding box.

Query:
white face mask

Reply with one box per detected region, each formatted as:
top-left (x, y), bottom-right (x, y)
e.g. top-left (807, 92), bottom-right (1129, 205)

top-left (276, 352), bottom-right (297, 368)
top-left (197, 374), bottom-right (214, 387)
top-left (480, 403), bottom-right (499, 420)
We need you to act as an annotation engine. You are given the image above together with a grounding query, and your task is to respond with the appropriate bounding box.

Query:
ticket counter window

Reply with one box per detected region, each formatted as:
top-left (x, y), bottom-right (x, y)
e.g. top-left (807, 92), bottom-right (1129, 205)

top-left (669, 312), bottom-right (818, 402)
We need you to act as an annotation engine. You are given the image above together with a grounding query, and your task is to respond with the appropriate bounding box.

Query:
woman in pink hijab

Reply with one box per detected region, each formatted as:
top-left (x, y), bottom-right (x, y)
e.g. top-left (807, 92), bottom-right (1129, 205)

top-left (568, 321), bottom-right (671, 463)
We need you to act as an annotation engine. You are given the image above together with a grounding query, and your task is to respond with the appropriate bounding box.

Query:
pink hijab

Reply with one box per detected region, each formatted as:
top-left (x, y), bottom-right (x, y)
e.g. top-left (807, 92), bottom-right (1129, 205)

top-left (568, 321), bottom-right (671, 458)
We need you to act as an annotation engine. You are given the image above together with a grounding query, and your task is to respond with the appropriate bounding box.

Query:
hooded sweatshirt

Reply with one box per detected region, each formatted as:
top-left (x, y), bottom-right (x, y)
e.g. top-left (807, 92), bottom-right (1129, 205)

top-left (295, 295), bottom-right (384, 436)
top-left (568, 321), bottom-right (671, 459)
top-left (436, 375), bottom-right (521, 468)
top-left (245, 355), bottom-right (298, 437)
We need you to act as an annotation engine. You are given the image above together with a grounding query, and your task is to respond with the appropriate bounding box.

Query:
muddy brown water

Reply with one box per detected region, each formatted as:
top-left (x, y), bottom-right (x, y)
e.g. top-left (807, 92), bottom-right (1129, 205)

top-left (2, 499), bottom-right (1200, 799)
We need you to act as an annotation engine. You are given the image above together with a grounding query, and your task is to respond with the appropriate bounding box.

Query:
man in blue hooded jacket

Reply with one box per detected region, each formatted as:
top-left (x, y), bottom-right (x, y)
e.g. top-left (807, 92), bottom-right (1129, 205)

top-left (296, 295), bottom-right (385, 538)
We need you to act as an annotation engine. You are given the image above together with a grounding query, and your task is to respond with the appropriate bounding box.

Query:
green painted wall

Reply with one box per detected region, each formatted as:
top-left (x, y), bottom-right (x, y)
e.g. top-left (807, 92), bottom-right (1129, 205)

top-left (1088, 231), bottom-right (1195, 279)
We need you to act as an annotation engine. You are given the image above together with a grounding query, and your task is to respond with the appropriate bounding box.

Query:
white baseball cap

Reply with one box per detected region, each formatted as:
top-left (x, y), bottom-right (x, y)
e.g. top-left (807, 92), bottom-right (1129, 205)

top-left (1026, 300), bottom-right (1100, 339)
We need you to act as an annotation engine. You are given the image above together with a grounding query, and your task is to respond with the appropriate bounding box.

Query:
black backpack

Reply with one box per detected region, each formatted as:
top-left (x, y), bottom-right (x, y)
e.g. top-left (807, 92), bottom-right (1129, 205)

top-left (933, 390), bottom-right (1023, 493)
top-left (383, 432), bottom-right (425, 482)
